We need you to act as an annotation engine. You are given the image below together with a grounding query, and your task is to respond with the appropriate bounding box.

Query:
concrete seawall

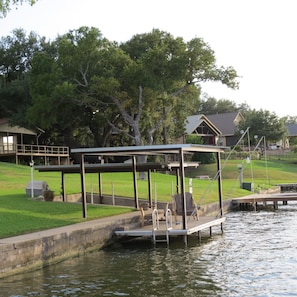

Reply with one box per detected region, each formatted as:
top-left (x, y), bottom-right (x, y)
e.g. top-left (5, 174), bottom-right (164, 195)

top-left (0, 199), bottom-right (233, 279)
top-left (0, 211), bottom-right (142, 279)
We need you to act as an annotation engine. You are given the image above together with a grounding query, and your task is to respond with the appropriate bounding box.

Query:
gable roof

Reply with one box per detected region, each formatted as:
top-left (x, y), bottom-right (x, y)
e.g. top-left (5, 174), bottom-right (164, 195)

top-left (0, 119), bottom-right (36, 136)
top-left (286, 123), bottom-right (297, 137)
top-left (206, 112), bottom-right (244, 136)
top-left (185, 114), bottom-right (222, 135)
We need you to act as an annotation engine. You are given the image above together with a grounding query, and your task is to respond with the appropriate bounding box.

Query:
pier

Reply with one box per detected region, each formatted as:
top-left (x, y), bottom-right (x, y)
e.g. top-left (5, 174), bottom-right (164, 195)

top-left (70, 143), bottom-right (227, 246)
top-left (115, 210), bottom-right (225, 245)
top-left (232, 193), bottom-right (297, 210)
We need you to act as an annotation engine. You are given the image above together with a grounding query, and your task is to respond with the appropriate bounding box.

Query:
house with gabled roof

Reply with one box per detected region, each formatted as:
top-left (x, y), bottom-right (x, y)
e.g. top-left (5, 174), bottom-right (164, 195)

top-left (0, 118), bottom-right (70, 165)
top-left (286, 123), bottom-right (297, 147)
top-left (183, 114), bottom-right (222, 145)
top-left (206, 112), bottom-right (244, 147)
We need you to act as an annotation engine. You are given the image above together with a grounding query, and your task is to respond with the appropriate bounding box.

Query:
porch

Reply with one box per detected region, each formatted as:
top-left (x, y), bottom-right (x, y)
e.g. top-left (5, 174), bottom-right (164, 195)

top-left (0, 143), bottom-right (70, 165)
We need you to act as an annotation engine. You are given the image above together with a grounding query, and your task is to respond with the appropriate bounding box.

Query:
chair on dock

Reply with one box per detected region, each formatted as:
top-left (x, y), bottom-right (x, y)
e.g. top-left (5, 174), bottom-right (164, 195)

top-left (172, 192), bottom-right (199, 221)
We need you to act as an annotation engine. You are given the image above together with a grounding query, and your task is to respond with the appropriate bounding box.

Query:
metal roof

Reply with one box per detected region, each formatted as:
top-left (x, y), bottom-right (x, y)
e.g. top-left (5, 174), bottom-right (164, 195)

top-left (286, 123), bottom-right (297, 137)
top-left (71, 144), bottom-right (227, 156)
top-left (0, 119), bottom-right (37, 135)
top-left (185, 114), bottom-right (222, 135)
top-left (206, 112), bottom-right (243, 136)
top-left (35, 161), bottom-right (200, 174)
top-left (35, 162), bottom-right (168, 173)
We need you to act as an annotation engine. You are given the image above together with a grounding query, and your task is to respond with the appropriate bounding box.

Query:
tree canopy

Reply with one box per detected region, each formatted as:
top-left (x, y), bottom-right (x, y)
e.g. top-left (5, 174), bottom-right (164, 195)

top-left (2, 26), bottom-right (292, 153)
top-left (0, 0), bottom-right (37, 17)
top-left (0, 28), bottom-right (48, 125)
top-left (26, 27), bottom-right (239, 150)
top-left (237, 109), bottom-right (287, 145)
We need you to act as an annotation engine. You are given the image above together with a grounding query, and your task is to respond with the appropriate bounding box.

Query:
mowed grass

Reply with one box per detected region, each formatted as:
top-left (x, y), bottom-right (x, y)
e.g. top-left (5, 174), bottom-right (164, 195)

top-left (0, 157), bottom-right (297, 238)
top-left (0, 162), bottom-right (135, 238)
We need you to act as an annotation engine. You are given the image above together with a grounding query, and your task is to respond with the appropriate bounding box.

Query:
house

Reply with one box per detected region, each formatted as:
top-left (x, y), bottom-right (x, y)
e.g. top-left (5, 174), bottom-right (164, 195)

top-left (183, 114), bottom-right (222, 145)
top-left (0, 118), bottom-right (70, 165)
top-left (286, 123), bottom-right (297, 148)
top-left (206, 112), bottom-right (244, 147)
top-left (0, 118), bottom-right (36, 151)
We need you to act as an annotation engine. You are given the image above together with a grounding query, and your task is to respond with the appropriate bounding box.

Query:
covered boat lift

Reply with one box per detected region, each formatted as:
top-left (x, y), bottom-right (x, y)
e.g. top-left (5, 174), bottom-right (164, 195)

top-left (35, 162), bottom-right (172, 207)
top-left (70, 144), bottom-right (227, 233)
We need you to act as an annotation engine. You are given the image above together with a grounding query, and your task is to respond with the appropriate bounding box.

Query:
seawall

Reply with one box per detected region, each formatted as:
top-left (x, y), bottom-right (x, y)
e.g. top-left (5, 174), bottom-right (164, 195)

top-left (0, 199), bottom-right (233, 279)
top-left (0, 211), bottom-right (141, 279)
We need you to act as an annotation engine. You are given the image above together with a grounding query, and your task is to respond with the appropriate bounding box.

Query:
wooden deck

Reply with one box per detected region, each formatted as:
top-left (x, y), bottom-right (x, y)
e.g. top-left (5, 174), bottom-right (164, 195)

top-left (232, 193), bottom-right (297, 210)
top-left (115, 213), bottom-right (225, 245)
top-left (0, 144), bottom-right (70, 165)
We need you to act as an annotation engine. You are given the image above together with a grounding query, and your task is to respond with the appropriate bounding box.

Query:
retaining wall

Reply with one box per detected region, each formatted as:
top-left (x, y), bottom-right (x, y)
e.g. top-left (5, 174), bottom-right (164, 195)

top-left (0, 198), bottom-right (233, 279)
top-left (0, 211), bottom-right (142, 279)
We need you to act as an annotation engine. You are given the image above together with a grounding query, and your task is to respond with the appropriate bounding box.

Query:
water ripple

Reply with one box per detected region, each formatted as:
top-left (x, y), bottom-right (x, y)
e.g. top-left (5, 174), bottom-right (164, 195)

top-left (2, 206), bottom-right (297, 296)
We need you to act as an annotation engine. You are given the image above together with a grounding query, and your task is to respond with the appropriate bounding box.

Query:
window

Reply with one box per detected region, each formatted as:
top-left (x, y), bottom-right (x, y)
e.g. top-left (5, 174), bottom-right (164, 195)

top-left (3, 136), bottom-right (14, 151)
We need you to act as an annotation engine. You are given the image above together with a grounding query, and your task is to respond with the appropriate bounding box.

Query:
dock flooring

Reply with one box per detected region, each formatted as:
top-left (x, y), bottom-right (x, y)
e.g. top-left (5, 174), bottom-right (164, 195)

top-left (232, 193), bottom-right (297, 210)
top-left (115, 215), bottom-right (225, 244)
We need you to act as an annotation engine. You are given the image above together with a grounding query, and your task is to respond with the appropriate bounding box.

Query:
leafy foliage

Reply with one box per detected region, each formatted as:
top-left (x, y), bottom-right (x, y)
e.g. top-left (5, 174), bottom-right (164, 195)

top-left (0, 0), bottom-right (37, 17)
top-left (25, 27), bottom-right (240, 150)
top-left (185, 134), bottom-right (215, 164)
top-left (238, 109), bottom-right (287, 144)
top-left (197, 95), bottom-right (250, 115)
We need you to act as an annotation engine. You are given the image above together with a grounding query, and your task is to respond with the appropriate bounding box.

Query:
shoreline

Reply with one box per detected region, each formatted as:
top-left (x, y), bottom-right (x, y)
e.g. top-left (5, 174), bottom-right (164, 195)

top-left (0, 199), bottom-right (233, 279)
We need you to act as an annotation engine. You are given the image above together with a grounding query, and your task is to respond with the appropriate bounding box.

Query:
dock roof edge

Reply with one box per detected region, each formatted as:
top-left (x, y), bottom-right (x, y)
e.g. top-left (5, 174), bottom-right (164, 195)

top-left (71, 144), bottom-right (228, 155)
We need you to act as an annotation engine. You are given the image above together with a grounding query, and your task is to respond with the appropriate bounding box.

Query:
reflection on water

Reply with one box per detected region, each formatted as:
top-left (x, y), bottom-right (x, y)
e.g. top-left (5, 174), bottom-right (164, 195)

top-left (1, 204), bottom-right (297, 296)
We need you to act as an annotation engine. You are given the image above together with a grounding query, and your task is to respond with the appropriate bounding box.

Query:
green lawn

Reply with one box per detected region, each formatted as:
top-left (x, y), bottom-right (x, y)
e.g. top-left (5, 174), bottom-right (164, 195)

top-left (0, 158), bottom-right (297, 239)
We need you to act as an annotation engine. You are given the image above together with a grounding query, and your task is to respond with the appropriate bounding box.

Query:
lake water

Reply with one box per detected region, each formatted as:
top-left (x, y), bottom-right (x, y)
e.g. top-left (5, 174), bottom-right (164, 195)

top-left (1, 203), bottom-right (297, 297)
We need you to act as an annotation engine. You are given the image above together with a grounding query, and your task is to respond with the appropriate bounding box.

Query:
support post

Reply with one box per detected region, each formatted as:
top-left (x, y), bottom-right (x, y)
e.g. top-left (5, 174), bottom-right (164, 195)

top-left (29, 159), bottom-right (34, 199)
top-left (98, 173), bottom-right (103, 203)
top-left (198, 231), bottom-right (201, 244)
top-left (132, 156), bottom-right (139, 209)
top-left (274, 201), bottom-right (278, 210)
top-left (175, 168), bottom-right (179, 194)
top-left (179, 148), bottom-right (187, 231)
top-left (80, 153), bottom-right (87, 218)
top-left (148, 169), bottom-right (152, 208)
top-left (216, 152), bottom-right (223, 218)
top-left (61, 171), bottom-right (66, 201)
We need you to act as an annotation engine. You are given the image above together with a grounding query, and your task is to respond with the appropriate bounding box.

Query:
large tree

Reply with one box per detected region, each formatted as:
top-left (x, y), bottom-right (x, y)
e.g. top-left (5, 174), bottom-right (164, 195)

top-left (0, 0), bottom-right (37, 17)
top-left (238, 109), bottom-right (287, 145)
top-left (27, 27), bottom-right (116, 149)
top-left (197, 96), bottom-right (239, 115)
top-left (94, 29), bottom-right (239, 147)
top-left (0, 28), bottom-right (48, 125)
top-left (27, 27), bottom-right (239, 152)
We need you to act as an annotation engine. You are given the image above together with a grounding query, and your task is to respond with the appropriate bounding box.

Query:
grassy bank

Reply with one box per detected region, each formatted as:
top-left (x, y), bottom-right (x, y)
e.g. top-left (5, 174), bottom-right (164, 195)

top-left (0, 158), bottom-right (296, 238)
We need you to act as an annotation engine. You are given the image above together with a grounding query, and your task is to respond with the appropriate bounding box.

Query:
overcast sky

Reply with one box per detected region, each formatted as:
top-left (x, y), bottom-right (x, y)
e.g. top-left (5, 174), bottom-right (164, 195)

top-left (1, 0), bottom-right (296, 117)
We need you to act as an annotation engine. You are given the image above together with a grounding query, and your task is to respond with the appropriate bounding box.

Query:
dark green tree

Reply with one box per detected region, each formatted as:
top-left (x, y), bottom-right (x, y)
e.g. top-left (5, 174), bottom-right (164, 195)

top-left (27, 27), bottom-right (114, 148)
top-left (0, 29), bottom-right (48, 125)
top-left (197, 95), bottom-right (241, 115)
top-left (0, 0), bottom-right (37, 17)
top-left (27, 27), bottom-right (239, 151)
top-left (95, 29), bottom-right (239, 147)
top-left (238, 109), bottom-right (287, 145)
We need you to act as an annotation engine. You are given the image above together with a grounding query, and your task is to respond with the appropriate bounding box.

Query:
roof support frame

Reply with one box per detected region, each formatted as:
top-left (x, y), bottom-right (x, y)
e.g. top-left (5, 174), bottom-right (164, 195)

top-left (36, 144), bottom-right (227, 225)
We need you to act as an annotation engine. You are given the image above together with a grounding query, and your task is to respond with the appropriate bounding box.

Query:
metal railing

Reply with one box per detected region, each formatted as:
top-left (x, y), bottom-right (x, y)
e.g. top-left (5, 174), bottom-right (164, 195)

top-left (0, 144), bottom-right (69, 156)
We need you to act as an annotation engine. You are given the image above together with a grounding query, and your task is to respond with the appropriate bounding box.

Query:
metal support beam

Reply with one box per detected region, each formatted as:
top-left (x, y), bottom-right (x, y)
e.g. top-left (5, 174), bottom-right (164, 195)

top-left (61, 171), bottom-right (66, 201)
top-left (179, 148), bottom-right (187, 231)
top-left (148, 169), bottom-right (152, 207)
top-left (98, 173), bottom-right (103, 203)
top-left (132, 156), bottom-right (139, 209)
top-left (80, 154), bottom-right (87, 218)
top-left (216, 152), bottom-right (223, 218)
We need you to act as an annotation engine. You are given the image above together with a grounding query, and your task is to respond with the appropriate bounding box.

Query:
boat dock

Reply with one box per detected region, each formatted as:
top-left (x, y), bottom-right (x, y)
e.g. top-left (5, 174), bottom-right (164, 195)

top-left (115, 209), bottom-right (225, 245)
top-left (232, 193), bottom-right (297, 210)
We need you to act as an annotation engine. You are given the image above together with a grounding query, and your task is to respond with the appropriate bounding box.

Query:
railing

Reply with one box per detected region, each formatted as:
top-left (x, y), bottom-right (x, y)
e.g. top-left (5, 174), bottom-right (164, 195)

top-left (0, 144), bottom-right (69, 156)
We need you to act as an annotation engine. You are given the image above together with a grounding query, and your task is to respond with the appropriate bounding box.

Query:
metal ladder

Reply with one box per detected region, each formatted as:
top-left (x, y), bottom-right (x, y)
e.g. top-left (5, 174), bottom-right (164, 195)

top-left (152, 208), bottom-right (172, 245)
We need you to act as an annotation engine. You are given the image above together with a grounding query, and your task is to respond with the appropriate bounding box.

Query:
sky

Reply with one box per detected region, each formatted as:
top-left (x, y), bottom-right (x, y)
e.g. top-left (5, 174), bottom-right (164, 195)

top-left (1, 0), bottom-right (296, 117)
